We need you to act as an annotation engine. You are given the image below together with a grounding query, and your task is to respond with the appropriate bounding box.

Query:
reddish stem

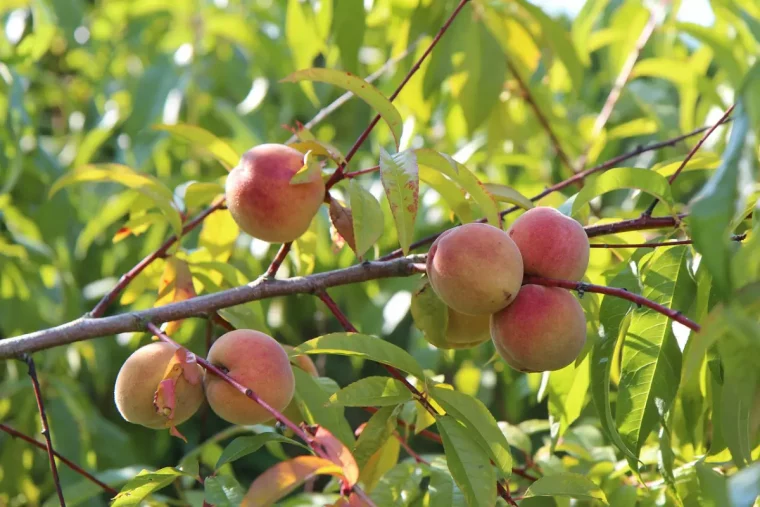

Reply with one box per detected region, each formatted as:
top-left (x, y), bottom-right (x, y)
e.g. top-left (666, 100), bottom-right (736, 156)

top-left (145, 324), bottom-right (375, 505)
top-left (90, 200), bottom-right (225, 317)
top-left (344, 165), bottom-right (380, 179)
top-left (523, 275), bottom-right (700, 332)
top-left (643, 104), bottom-right (735, 216)
top-left (316, 290), bottom-right (439, 415)
top-left (0, 423), bottom-right (118, 495)
top-left (393, 432), bottom-right (428, 464)
top-left (24, 355), bottom-right (66, 506)
top-left (505, 57), bottom-right (575, 175)
top-left (265, 242), bottom-right (293, 278)
top-left (323, 0), bottom-right (471, 190)
top-left (590, 234), bottom-right (746, 249)
top-left (584, 214), bottom-right (683, 238)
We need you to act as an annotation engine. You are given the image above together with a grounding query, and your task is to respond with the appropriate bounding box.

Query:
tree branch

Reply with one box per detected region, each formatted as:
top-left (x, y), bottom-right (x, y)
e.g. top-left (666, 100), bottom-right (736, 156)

top-left (0, 423), bottom-right (118, 495)
top-left (90, 200), bottom-right (226, 318)
top-left (25, 355), bottom-right (66, 506)
top-left (505, 56), bottom-right (575, 175)
top-left (584, 214), bottom-right (684, 238)
top-left (642, 104), bottom-right (735, 216)
top-left (590, 234), bottom-right (746, 249)
top-left (1, 256), bottom-right (426, 359)
top-left (524, 275), bottom-right (700, 332)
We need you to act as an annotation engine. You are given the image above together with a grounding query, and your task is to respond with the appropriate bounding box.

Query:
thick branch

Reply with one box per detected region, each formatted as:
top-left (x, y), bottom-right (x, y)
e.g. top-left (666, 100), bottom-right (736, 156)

top-left (0, 423), bottom-right (117, 495)
top-left (1, 256), bottom-right (426, 359)
top-left (25, 355), bottom-right (66, 506)
top-left (524, 275), bottom-right (700, 332)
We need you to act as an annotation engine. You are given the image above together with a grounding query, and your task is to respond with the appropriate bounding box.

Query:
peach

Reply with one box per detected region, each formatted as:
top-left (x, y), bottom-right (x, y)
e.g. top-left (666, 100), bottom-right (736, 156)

top-left (507, 206), bottom-right (589, 281)
top-left (283, 345), bottom-right (319, 376)
top-left (225, 144), bottom-right (325, 243)
top-left (204, 329), bottom-right (295, 425)
top-left (426, 223), bottom-right (523, 315)
top-left (114, 342), bottom-right (204, 429)
top-left (490, 285), bottom-right (586, 372)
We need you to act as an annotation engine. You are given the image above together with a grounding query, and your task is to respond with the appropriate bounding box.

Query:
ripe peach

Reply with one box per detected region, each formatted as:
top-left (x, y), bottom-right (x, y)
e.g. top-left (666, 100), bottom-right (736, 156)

top-left (283, 345), bottom-right (319, 376)
top-left (426, 223), bottom-right (523, 315)
top-left (507, 206), bottom-right (589, 281)
top-left (490, 285), bottom-right (586, 372)
top-left (204, 329), bottom-right (295, 425)
top-left (114, 342), bottom-right (204, 429)
top-left (225, 144), bottom-right (325, 243)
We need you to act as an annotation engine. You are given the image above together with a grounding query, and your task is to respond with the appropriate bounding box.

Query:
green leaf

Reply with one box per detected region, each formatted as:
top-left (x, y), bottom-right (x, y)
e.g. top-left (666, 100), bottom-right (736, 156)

top-left (295, 332), bottom-right (425, 380)
top-left (415, 149), bottom-right (500, 227)
top-left (332, 0), bottom-right (365, 73)
top-left (42, 466), bottom-right (146, 507)
top-left (357, 422), bottom-right (401, 492)
top-left (369, 462), bottom-right (426, 506)
top-left (74, 191), bottom-right (140, 258)
top-left (281, 68), bottom-right (403, 147)
top-left (522, 473), bottom-right (608, 504)
top-left (427, 464), bottom-right (455, 506)
top-left (204, 475), bottom-right (245, 507)
top-left (482, 184), bottom-right (534, 210)
top-left (410, 278), bottom-right (449, 349)
top-left (689, 102), bottom-right (752, 301)
top-left (379, 149), bottom-right (419, 255)
top-left (215, 434), bottom-right (308, 470)
top-left (571, 167), bottom-right (675, 217)
top-left (329, 377), bottom-right (412, 407)
top-left (289, 140), bottom-right (346, 165)
top-left (419, 165), bottom-right (473, 223)
top-left (590, 266), bottom-right (639, 462)
top-left (289, 150), bottom-right (322, 185)
top-left (616, 247), bottom-right (694, 456)
top-left (153, 124), bottom-right (240, 170)
top-left (111, 467), bottom-right (188, 506)
top-left (181, 181), bottom-right (225, 209)
top-left (514, 0), bottom-right (585, 91)
top-left (49, 164), bottom-right (183, 238)
top-left (348, 179), bottom-right (385, 259)
top-left (548, 353), bottom-right (590, 443)
top-left (353, 405), bottom-right (400, 467)
top-left (436, 415), bottom-right (496, 507)
top-left (293, 368), bottom-right (355, 447)
top-left (431, 386), bottom-right (512, 478)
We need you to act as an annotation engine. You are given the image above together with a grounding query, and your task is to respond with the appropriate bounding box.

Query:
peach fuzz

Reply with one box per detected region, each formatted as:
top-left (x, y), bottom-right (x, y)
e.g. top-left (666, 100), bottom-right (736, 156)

top-left (114, 342), bottom-right (204, 429)
top-left (507, 206), bottom-right (589, 281)
top-left (204, 329), bottom-right (295, 425)
top-left (490, 284), bottom-right (586, 372)
top-left (426, 223), bottom-right (524, 315)
top-left (225, 143), bottom-right (325, 243)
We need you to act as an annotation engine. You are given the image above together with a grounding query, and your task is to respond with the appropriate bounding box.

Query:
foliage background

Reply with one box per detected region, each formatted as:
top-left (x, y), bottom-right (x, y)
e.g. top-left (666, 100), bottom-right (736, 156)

top-left (1, 0), bottom-right (760, 505)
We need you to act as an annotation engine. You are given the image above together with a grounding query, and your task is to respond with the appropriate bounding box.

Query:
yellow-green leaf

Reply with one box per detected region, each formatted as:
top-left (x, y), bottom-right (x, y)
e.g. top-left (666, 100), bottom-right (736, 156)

top-left (153, 124), bottom-right (240, 170)
top-left (379, 149), bottom-right (419, 255)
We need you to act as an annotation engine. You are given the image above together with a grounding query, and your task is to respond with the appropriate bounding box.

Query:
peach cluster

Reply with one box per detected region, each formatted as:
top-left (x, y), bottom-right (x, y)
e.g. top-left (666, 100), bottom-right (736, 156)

top-left (424, 207), bottom-right (590, 372)
top-left (113, 330), bottom-right (313, 432)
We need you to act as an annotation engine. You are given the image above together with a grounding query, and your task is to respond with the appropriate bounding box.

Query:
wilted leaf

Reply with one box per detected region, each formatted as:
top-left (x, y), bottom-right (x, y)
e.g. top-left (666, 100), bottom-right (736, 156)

top-left (154, 257), bottom-right (197, 335)
top-left (329, 196), bottom-right (357, 253)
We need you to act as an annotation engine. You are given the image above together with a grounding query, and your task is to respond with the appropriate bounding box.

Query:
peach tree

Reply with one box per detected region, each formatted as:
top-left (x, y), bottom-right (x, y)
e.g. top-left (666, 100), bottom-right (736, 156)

top-left (1, 0), bottom-right (760, 506)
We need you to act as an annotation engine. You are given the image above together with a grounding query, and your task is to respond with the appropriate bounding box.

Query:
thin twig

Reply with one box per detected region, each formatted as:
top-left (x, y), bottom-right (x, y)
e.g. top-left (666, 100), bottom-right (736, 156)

top-left (266, 242), bottom-right (292, 278)
top-left (379, 122), bottom-right (722, 261)
top-left (146, 323), bottom-right (375, 505)
top-left (590, 234), bottom-right (746, 248)
top-left (642, 104), bottom-right (735, 216)
top-left (1, 256), bottom-right (426, 360)
top-left (286, 41), bottom-right (422, 144)
top-left (505, 56), bottom-right (575, 174)
top-left (575, 11), bottom-right (659, 172)
top-left (585, 214), bottom-right (684, 238)
top-left (90, 200), bottom-right (226, 317)
top-left (0, 423), bottom-right (118, 495)
top-left (524, 275), bottom-right (700, 332)
top-left (316, 290), bottom-right (439, 415)
top-left (24, 355), bottom-right (66, 506)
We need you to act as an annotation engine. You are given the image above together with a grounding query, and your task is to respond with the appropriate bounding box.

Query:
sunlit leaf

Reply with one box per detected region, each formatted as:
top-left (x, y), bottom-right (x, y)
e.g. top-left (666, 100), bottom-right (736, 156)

top-left (571, 167), bottom-right (675, 217)
top-left (204, 475), bottom-right (245, 507)
top-left (215, 434), bottom-right (308, 470)
top-left (330, 377), bottom-right (412, 407)
top-left (153, 124), bottom-right (240, 170)
top-left (111, 467), bottom-right (188, 506)
top-left (154, 257), bottom-right (197, 335)
top-left (281, 68), bottom-right (403, 147)
top-left (522, 473), bottom-right (608, 504)
top-left (482, 184), bottom-right (534, 210)
top-left (243, 456), bottom-right (344, 507)
top-left (295, 333), bottom-right (425, 380)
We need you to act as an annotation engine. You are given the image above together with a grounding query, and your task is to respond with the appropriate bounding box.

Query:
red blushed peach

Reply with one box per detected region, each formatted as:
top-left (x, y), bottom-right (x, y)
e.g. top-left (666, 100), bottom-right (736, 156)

top-left (225, 144), bottom-right (325, 243)
top-left (490, 285), bottom-right (586, 372)
top-left (507, 206), bottom-right (589, 281)
top-left (426, 223), bottom-right (524, 315)
top-left (204, 330), bottom-right (295, 425)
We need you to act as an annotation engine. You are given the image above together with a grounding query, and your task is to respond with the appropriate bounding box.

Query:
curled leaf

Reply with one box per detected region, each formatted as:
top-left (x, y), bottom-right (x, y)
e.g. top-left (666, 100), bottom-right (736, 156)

top-left (329, 196), bottom-right (357, 253)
